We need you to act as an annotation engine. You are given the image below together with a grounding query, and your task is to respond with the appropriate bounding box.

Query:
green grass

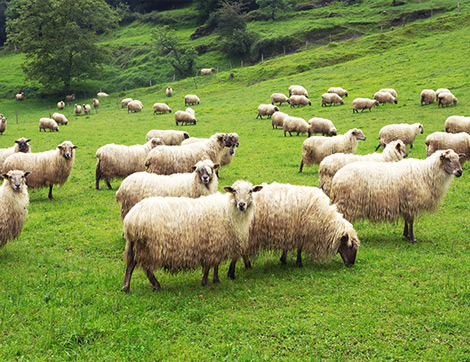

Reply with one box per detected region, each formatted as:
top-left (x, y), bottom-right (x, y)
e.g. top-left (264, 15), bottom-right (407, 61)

top-left (0, 10), bottom-right (469, 361)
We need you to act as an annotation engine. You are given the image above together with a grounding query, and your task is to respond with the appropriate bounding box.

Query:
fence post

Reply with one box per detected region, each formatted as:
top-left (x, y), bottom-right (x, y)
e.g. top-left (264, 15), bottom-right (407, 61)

top-left (149, 80), bottom-right (152, 87)
top-left (48, 106), bottom-right (51, 118)
top-left (283, 46), bottom-right (286, 56)
top-left (305, 40), bottom-right (308, 50)
top-left (241, 60), bottom-right (243, 68)
top-left (173, 74), bottom-right (176, 82)
top-left (229, 60), bottom-right (232, 69)
top-left (261, 53), bottom-right (264, 63)
top-left (193, 77), bottom-right (198, 90)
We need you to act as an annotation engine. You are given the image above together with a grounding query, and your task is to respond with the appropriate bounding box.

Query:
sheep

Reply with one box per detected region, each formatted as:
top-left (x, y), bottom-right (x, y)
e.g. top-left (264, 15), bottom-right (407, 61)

top-left (39, 118), bottom-right (59, 132)
top-left (121, 98), bottom-right (133, 108)
top-left (15, 92), bottom-right (24, 101)
top-left (145, 133), bottom-right (231, 175)
top-left (270, 93), bottom-right (289, 106)
top-left (289, 95), bottom-right (311, 107)
top-left (0, 170), bottom-right (31, 249)
top-left (330, 149), bottom-right (462, 243)
top-left (93, 98), bottom-right (99, 109)
top-left (145, 130), bottom-right (189, 145)
top-left (185, 107), bottom-right (195, 116)
top-left (3, 141), bottom-right (77, 200)
top-left (283, 116), bottom-right (309, 137)
top-left (74, 104), bottom-right (82, 115)
top-left (52, 113), bottom-right (68, 125)
top-left (95, 137), bottom-right (163, 190)
top-left (116, 159), bottom-right (220, 219)
top-left (175, 110), bottom-right (196, 125)
top-left (65, 94), bottom-right (75, 102)
top-left (299, 128), bottom-right (366, 172)
top-left (437, 92), bottom-right (458, 107)
top-left (165, 86), bottom-right (173, 97)
top-left (420, 89), bottom-right (436, 105)
top-left (445, 116), bottom-right (470, 134)
top-left (0, 138), bottom-right (31, 173)
top-left (379, 88), bottom-right (397, 98)
top-left (257, 104), bottom-right (280, 118)
top-left (307, 117), bottom-right (337, 137)
top-left (201, 68), bottom-right (215, 75)
top-left (121, 180), bottom-right (263, 292)
top-left (318, 140), bottom-right (409, 197)
top-left (127, 100), bottom-right (143, 113)
top-left (288, 85), bottom-right (308, 98)
top-left (82, 104), bottom-right (91, 114)
top-left (375, 123), bottom-right (423, 150)
top-left (185, 95), bottom-right (200, 106)
top-left (97, 92), bottom-right (108, 98)
top-left (0, 115), bottom-right (6, 135)
top-left (425, 132), bottom-right (470, 165)
top-left (226, 182), bottom-right (361, 280)
top-left (328, 87), bottom-right (348, 97)
top-left (57, 101), bottom-right (65, 110)
top-left (321, 93), bottom-right (344, 107)
top-left (374, 91), bottom-right (397, 105)
top-left (435, 88), bottom-right (450, 98)
top-left (352, 98), bottom-right (379, 113)
top-left (272, 111), bottom-right (289, 129)
top-left (152, 103), bottom-right (172, 115)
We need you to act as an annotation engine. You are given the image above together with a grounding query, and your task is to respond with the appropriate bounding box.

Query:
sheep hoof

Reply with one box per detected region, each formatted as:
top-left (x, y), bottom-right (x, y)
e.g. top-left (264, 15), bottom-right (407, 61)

top-left (121, 286), bottom-right (130, 294)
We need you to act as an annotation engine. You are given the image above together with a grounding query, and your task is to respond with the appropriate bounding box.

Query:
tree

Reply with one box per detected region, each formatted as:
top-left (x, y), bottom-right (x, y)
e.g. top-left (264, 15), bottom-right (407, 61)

top-left (256, 0), bottom-right (292, 21)
top-left (6, 0), bottom-right (117, 93)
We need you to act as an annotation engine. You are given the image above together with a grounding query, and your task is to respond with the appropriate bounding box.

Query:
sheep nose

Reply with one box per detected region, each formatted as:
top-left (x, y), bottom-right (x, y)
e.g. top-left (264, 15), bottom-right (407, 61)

top-left (454, 169), bottom-right (463, 177)
top-left (14, 184), bottom-right (21, 191)
top-left (238, 202), bottom-right (246, 210)
top-left (202, 176), bottom-right (209, 183)
top-left (64, 153), bottom-right (71, 159)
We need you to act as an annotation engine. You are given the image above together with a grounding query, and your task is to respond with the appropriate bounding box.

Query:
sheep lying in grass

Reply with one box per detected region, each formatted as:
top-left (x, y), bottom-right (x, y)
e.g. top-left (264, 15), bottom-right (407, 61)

top-left (420, 89), bottom-right (436, 105)
top-left (121, 98), bottom-right (133, 108)
top-left (175, 108), bottom-right (196, 125)
top-left (165, 86), bottom-right (173, 97)
top-left (318, 140), bottom-right (408, 197)
top-left (270, 93), bottom-right (289, 106)
top-left (376, 123), bottom-right (423, 150)
top-left (330, 149), bottom-right (462, 243)
top-left (288, 85), bottom-right (308, 98)
top-left (0, 138), bottom-right (31, 173)
top-left (425, 132), bottom-right (470, 165)
top-left (379, 88), bottom-right (397, 98)
top-left (0, 115), bottom-right (6, 135)
top-left (321, 93), bottom-right (344, 106)
top-left (257, 104), bottom-right (279, 118)
top-left (374, 91), bottom-right (397, 105)
top-left (289, 95), bottom-right (311, 107)
top-left (95, 138), bottom-right (163, 190)
top-left (3, 141), bottom-right (77, 200)
top-left (438, 92), bottom-right (458, 107)
top-left (39, 118), bottom-right (59, 132)
top-left (307, 117), bottom-right (337, 137)
top-left (272, 111), bottom-right (289, 129)
top-left (283, 116), bottom-right (309, 137)
top-left (185, 95), bottom-right (200, 106)
top-left (116, 159), bottom-right (220, 219)
top-left (0, 170), bottom-right (31, 249)
top-left (145, 130), bottom-right (189, 145)
top-left (74, 104), bottom-right (82, 115)
top-left (352, 98), bottom-right (379, 113)
top-left (445, 116), bottom-right (470, 134)
top-left (121, 180), bottom-right (263, 292)
top-left (328, 87), bottom-right (348, 97)
top-left (299, 128), bottom-right (366, 172)
top-left (127, 100), bottom-right (143, 113)
top-left (52, 113), bottom-right (68, 125)
top-left (153, 103), bottom-right (172, 115)
top-left (57, 101), bottom-right (65, 110)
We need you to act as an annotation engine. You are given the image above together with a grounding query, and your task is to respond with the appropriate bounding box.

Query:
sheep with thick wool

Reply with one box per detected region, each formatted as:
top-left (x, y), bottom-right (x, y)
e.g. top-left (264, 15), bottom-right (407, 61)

top-left (74, 104), bottom-right (82, 115)
top-left (175, 109), bottom-right (196, 125)
top-left (436, 88), bottom-right (450, 97)
top-left (328, 87), bottom-right (348, 97)
top-left (330, 149), bottom-right (462, 243)
top-left (270, 93), bottom-right (289, 106)
top-left (95, 137), bottom-right (163, 190)
top-left (121, 180), bottom-right (263, 292)
top-left (307, 117), bottom-right (337, 137)
top-left (57, 101), bottom-right (65, 110)
top-left (438, 92), bottom-right (458, 107)
top-left (299, 128), bottom-right (366, 172)
top-left (420, 89), bottom-right (436, 105)
top-left (288, 85), bottom-right (308, 98)
top-left (321, 93), bottom-right (344, 106)
top-left (145, 130), bottom-right (189, 145)
top-left (425, 132), bottom-right (470, 165)
top-left (318, 140), bottom-right (408, 197)
top-left (128, 100), bottom-right (143, 113)
top-left (39, 118), bottom-right (59, 132)
top-left (289, 95), bottom-right (311, 107)
top-left (153, 103), bottom-right (172, 115)
top-left (376, 123), bottom-right (423, 150)
top-left (352, 98), bottom-right (379, 113)
top-left (283, 116), bottom-right (309, 137)
top-left (271, 111), bottom-right (289, 129)
top-left (0, 138), bottom-right (31, 173)
top-left (121, 98), bottom-right (133, 108)
top-left (165, 86), bottom-right (173, 97)
top-left (257, 104), bottom-right (279, 118)
top-left (200, 68), bottom-right (214, 75)
top-left (52, 113), bottom-right (68, 125)
top-left (374, 91), bottom-right (397, 105)
top-left (116, 159), bottom-right (220, 219)
top-left (3, 141), bottom-right (77, 200)
top-left (185, 95), bottom-right (200, 106)
top-left (445, 116), bottom-right (470, 134)
top-left (0, 114), bottom-right (6, 135)
top-left (379, 88), bottom-right (397, 98)
top-left (97, 92), bottom-right (108, 98)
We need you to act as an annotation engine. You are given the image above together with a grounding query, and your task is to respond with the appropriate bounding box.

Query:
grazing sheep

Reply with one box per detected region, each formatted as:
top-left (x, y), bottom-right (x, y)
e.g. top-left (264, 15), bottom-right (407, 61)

top-left (52, 113), bottom-right (68, 125)
top-left (0, 170), bottom-right (31, 249)
top-left (97, 92), bottom-right (108, 98)
top-left (165, 86), bottom-right (173, 97)
top-left (330, 149), bottom-right (462, 243)
top-left (318, 140), bottom-right (408, 197)
top-left (57, 101), bottom-right (65, 110)
top-left (288, 85), bottom-right (308, 98)
top-left (127, 100), bottom-right (143, 113)
top-left (270, 93), bottom-right (290, 106)
top-left (74, 104), bottom-right (82, 115)
top-left (257, 104), bottom-right (280, 118)
top-left (175, 110), bottom-right (196, 125)
top-left (39, 118), bottom-right (59, 132)
top-left (379, 88), bottom-right (397, 98)
top-left (445, 116), bottom-right (470, 134)
top-left (121, 180), bottom-right (263, 292)
top-left (425, 132), bottom-right (470, 165)
top-left (201, 68), bottom-right (215, 75)
top-left (145, 130), bottom-right (189, 145)
top-left (435, 88), bottom-right (450, 98)
top-left (95, 138), bottom-right (163, 190)
top-left (289, 95), bottom-right (311, 107)
top-left (65, 94), bottom-right (75, 102)
top-left (82, 104), bottom-right (91, 115)
top-left (307, 117), bottom-right (337, 137)
top-left (116, 159), bottom-right (220, 219)
top-left (0, 115), bottom-right (6, 135)
top-left (93, 98), bottom-right (99, 109)
top-left (185, 95), bottom-right (200, 106)
top-left (328, 87), bottom-right (348, 97)
top-left (376, 123), bottom-right (423, 150)
top-left (352, 98), bottom-right (379, 113)
top-left (121, 98), bottom-right (133, 108)
top-left (437, 92), bottom-right (458, 107)
top-left (272, 111), bottom-right (289, 129)
top-left (15, 92), bottom-right (24, 101)
top-left (145, 133), bottom-right (231, 175)
top-left (299, 128), bottom-right (366, 172)
top-left (283, 116), bottom-right (309, 137)
top-left (3, 141), bottom-right (77, 200)
top-left (420, 89), bottom-right (436, 105)
top-left (152, 103), bottom-right (172, 115)
top-left (321, 93), bottom-right (344, 107)
top-left (374, 91), bottom-right (397, 105)
top-left (0, 138), bottom-right (31, 173)
top-left (185, 107), bottom-right (195, 116)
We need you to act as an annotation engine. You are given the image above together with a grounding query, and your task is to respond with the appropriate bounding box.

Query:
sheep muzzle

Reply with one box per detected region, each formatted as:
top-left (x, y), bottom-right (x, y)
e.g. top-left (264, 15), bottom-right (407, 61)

top-left (338, 236), bottom-right (357, 266)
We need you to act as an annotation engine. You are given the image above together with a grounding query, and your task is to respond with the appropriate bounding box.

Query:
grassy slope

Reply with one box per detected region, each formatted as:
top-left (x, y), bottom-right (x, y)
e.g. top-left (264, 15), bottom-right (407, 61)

top-left (0, 11), bottom-right (469, 362)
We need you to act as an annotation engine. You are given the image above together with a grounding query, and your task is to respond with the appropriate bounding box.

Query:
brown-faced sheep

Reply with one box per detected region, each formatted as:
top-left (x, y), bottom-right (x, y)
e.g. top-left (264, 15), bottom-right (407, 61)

top-left (425, 132), bottom-right (470, 165)
top-left (153, 103), bottom-right (172, 115)
top-left (438, 92), bottom-right (458, 107)
top-left (288, 85), bottom-right (308, 98)
top-left (121, 98), bottom-right (133, 108)
top-left (379, 88), bottom-right (397, 98)
top-left (0, 138), bottom-right (31, 173)
top-left (165, 86), bottom-right (173, 97)
top-left (145, 130), bottom-right (189, 145)
top-left (376, 123), bottom-right (423, 150)
top-left (321, 93), bottom-right (344, 106)
top-left (52, 113), bottom-right (68, 125)
top-left (201, 68), bottom-right (215, 75)
top-left (283, 116), bottom-right (309, 137)
top-left (57, 101), bottom-right (65, 110)
top-left (39, 118), bottom-right (59, 132)
top-left (0, 115), bottom-right (6, 135)
top-left (272, 111), bottom-right (289, 129)
top-left (289, 95), bottom-right (311, 107)
top-left (445, 116), bottom-right (470, 134)
top-left (307, 117), bottom-right (337, 137)
top-left (257, 104), bottom-right (279, 118)
top-left (175, 109), bottom-right (196, 125)
top-left (270, 93), bottom-right (290, 106)
top-left (74, 104), bottom-right (82, 115)
top-left (185, 95), bottom-right (200, 106)
top-left (328, 87), bottom-right (348, 97)
top-left (352, 98), bottom-right (379, 113)
top-left (374, 91), bottom-right (397, 105)
top-left (127, 100), bottom-right (143, 113)
top-left (420, 89), bottom-right (436, 105)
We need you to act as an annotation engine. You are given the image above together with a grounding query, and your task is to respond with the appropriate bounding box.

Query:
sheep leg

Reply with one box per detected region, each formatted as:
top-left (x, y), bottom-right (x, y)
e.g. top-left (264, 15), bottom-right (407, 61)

top-left (407, 221), bottom-right (416, 243)
top-left (105, 179), bottom-right (112, 190)
top-left (48, 185), bottom-right (54, 201)
top-left (403, 222), bottom-right (408, 238)
top-left (296, 248), bottom-right (303, 268)
top-left (228, 259), bottom-right (237, 280)
top-left (121, 242), bottom-right (137, 294)
top-left (280, 251), bottom-right (287, 265)
top-left (213, 265), bottom-right (220, 284)
top-left (243, 256), bottom-right (252, 269)
top-left (299, 160), bottom-right (304, 173)
top-left (201, 265), bottom-right (210, 286)
top-left (144, 268), bottom-right (161, 291)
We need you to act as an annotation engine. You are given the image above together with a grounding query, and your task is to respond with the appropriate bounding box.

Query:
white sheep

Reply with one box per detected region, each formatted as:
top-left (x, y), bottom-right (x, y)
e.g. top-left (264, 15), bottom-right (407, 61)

top-left (321, 93), bottom-right (344, 106)
top-left (256, 104), bottom-right (279, 119)
top-left (435, 88), bottom-right (450, 98)
top-left (201, 68), bottom-right (215, 75)
top-left (425, 132), bottom-right (470, 165)
top-left (437, 92), bottom-right (458, 107)
top-left (15, 92), bottom-right (24, 101)
top-left (330, 149), bottom-right (462, 243)
top-left (283, 116), bottom-right (309, 137)
top-left (82, 104), bottom-right (91, 115)
top-left (165, 86), bottom-right (173, 97)
top-left (97, 92), bottom-right (109, 98)
top-left (445, 116), bottom-right (470, 134)
top-left (299, 128), bottom-right (366, 172)
top-left (3, 141), bottom-right (77, 200)
top-left (127, 100), bottom-right (143, 113)
top-left (57, 101), bottom-right (65, 110)
top-left (39, 118), bottom-right (59, 132)
top-left (352, 98), bottom-right (379, 113)
top-left (289, 95), bottom-right (311, 107)
top-left (121, 98), bottom-right (133, 108)
top-left (74, 104), bottom-right (82, 115)
top-left (375, 123), bottom-right (423, 150)
top-left (175, 110), bottom-right (196, 125)
top-left (145, 130), bottom-right (189, 145)
top-left (328, 87), bottom-right (348, 97)
top-left (185, 95), bottom-right (200, 106)
top-left (0, 114), bottom-right (6, 135)
top-left (270, 93), bottom-right (290, 106)
top-left (152, 103), bottom-right (172, 115)
top-left (52, 112), bottom-right (68, 125)
top-left (307, 117), bottom-right (337, 137)
top-left (0, 138), bottom-right (32, 173)
top-left (420, 89), bottom-right (436, 105)
top-left (379, 88), bottom-right (397, 98)
top-left (374, 91), bottom-right (397, 105)
top-left (272, 111), bottom-right (289, 129)
top-left (288, 85), bottom-right (308, 98)
top-left (93, 98), bottom-right (99, 109)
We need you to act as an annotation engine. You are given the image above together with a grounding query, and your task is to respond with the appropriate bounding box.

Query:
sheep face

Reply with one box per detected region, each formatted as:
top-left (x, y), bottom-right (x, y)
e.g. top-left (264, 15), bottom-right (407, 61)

top-left (329, 127), bottom-right (338, 136)
top-left (352, 129), bottom-right (366, 141)
top-left (183, 132), bottom-right (190, 139)
top-left (395, 140), bottom-right (408, 158)
top-left (148, 137), bottom-right (163, 148)
top-left (2, 170), bottom-right (31, 192)
top-left (224, 181), bottom-right (263, 211)
top-left (58, 141), bottom-right (77, 160)
top-left (337, 233), bottom-right (360, 266)
top-left (192, 160), bottom-right (219, 185)
top-left (418, 124), bottom-right (424, 134)
top-left (440, 150), bottom-right (462, 177)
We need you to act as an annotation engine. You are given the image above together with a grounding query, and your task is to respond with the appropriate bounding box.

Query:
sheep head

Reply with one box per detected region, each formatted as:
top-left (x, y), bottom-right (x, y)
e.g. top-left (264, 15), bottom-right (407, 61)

top-left (224, 181), bottom-right (263, 212)
top-left (440, 149), bottom-right (462, 177)
top-left (57, 141), bottom-right (77, 160)
top-left (192, 160), bottom-right (219, 185)
top-left (2, 170), bottom-right (31, 192)
top-left (148, 137), bottom-right (163, 149)
top-left (337, 228), bottom-right (360, 266)
top-left (351, 129), bottom-right (366, 141)
top-left (15, 138), bottom-right (31, 153)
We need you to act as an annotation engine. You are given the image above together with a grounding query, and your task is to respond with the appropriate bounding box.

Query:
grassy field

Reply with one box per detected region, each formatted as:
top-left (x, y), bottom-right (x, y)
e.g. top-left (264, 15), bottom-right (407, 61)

top-left (0, 11), bottom-right (469, 361)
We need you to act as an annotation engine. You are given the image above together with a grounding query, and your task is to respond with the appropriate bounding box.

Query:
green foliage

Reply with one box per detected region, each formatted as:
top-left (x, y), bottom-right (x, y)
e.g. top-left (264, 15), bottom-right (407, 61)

top-left (194, 0), bottom-right (220, 24)
top-left (251, 35), bottom-right (292, 58)
top-left (256, 0), bottom-right (292, 20)
top-left (222, 29), bottom-right (259, 58)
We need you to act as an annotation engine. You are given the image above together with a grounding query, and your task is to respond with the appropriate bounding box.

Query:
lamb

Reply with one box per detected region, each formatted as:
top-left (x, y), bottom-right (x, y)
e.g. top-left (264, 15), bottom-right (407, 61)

top-left (52, 112), bottom-right (68, 125)
top-left (0, 170), bottom-right (31, 249)
top-left (425, 132), bottom-right (470, 165)
top-left (307, 117), bottom-right (337, 137)
top-left (0, 138), bottom-right (31, 173)
top-left (145, 130), bottom-right (189, 145)
top-left (74, 104), bottom-right (82, 115)
top-left (93, 98), bottom-right (99, 109)
top-left (330, 149), bottom-right (462, 243)
top-left (116, 159), bottom-right (220, 219)
top-left (374, 91), bottom-right (397, 105)
top-left (121, 180), bottom-right (263, 292)
top-left (145, 133), bottom-right (231, 175)
top-left (3, 141), bottom-right (77, 200)
top-left (57, 101), bottom-right (65, 110)
top-left (379, 88), bottom-right (397, 98)
top-left (299, 128), bottom-right (366, 172)
top-left (272, 111), bottom-right (289, 129)
top-left (97, 92), bottom-right (108, 98)
top-left (283, 116), bottom-right (309, 137)
top-left (257, 104), bottom-right (280, 118)
top-left (375, 123), bottom-right (423, 150)
top-left (288, 85), bottom-right (308, 98)
top-left (165, 86), bottom-right (173, 97)
top-left (321, 93), bottom-right (344, 106)
top-left (95, 137), bottom-right (163, 190)
top-left (352, 98), bottom-right (379, 113)
top-left (420, 89), bottom-right (436, 105)
top-left (318, 140), bottom-right (408, 197)
top-left (445, 116), bottom-right (470, 134)
top-left (39, 118), bottom-right (59, 132)
top-left (437, 92), bottom-right (458, 107)
top-left (65, 94), bottom-right (75, 102)
top-left (185, 95), bottom-right (200, 106)
top-left (175, 109), bottom-right (196, 125)
top-left (82, 104), bottom-right (91, 115)
top-left (0, 115), bottom-right (6, 135)
top-left (152, 103), bottom-right (172, 115)
top-left (127, 100), bottom-right (143, 113)
top-left (121, 98), bottom-right (133, 108)
top-left (289, 95), bottom-right (311, 107)
top-left (270, 93), bottom-right (289, 106)
top-left (15, 92), bottom-right (24, 101)
top-left (328, 87), bottom-right (348, 97)
top-left (200, 68), bottom-right (215, 75)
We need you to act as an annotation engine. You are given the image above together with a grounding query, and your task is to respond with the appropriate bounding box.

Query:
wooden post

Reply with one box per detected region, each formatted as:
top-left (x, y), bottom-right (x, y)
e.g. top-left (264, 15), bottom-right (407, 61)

top-left (67, 102), bottom-right (70, 119)
top-left (283, 46), bottom-right (286, 56)
top-left (457, 2), bottom-right (460, 16)
top-left (329, 34), bottom-right (332, 43)
top-left (305, 40), bottom-right (308, 50)
top-left (173, 74), bottom-right (176, 82)
top-left (178, 80), bottom-right (180, 92)
top-left (193, 77), bottom-right (198, 90)
top-left (229, 60), bottom-right (232, 69)
top-left (48, 106), bottom-right (51, 118)
top-left (381, 22), bottom-right (383, 32)
top-left (149, 80), bottom-right (152, 87)
top-left (15, 109), bottom-right (18, 124)
top-left (261, 53), bottom-right (264, 63)
top-left (241, 60), bottom-right (243, 68)
top-left (216, 65), bottom-right (219, 74)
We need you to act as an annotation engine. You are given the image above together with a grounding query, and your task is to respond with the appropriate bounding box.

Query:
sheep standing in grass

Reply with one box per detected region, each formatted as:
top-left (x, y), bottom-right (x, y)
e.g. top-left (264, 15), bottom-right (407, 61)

top-left (420, 89), bottom-right (436, 105)
top-left (127, 100), bottom-right (143, 113)
top-left (121, 180), bottom-right (263, 292)
top-left (185, 95), bottom-right (200, 106)
top-left (0, 115), bottom-right (6, 135)
top-left (95, 138), bottom-right (163, 190)
top-left (121, 98), bottom-right (133, 108)
top-left (379, 88), bottom-right (397, 98)
top-left (436, 88), bottom-right (450, 98)
top-left (15, 92), bottom-right (24, 101)
top-left (289, 95), bottom-right (311, 107)
top-left (0, 170), bottom-right (31, 249)
top-left (318, 140), bottom-right (408, 197)
top-left (165, 86), bottom-right (173, 97)
top-left (375, 123), bottom-right (423, 150)
top-left (74, 104), bottom-right (82, 115)
top-left (201, 68), bottom-right (215, 75)
top-left (39, 118), bottom-right (59, 132)
top-left (374, 91), bottom-right (397, 105)
top-left (152, 103), bottom-right (172, 115)
top-left (270, 93), bottom-right (290, 106)
top-left (145, 130), bottom-right (189, 145)
top-left (3, 141), bottom-right (77, 200)
top-left (82, 104), bottom-right (91, 115)
top-left (257, 104), bottom-right (279, 118)
top-left (307, 117), bottom-right (337, 137)
top-left (93, 98), bottom-right (99, 110)
top-left (65, 94), bottom-right (75, 102)
top-left (52, 113), bottom-right (68, 125)
top-left (116, 159), bottom-right (220, 219)
top-left (57, 101), bottom-right (65, 110)
top-left (272, 111), bottom-right (289, 129)
top-left (283, 116), bottom-right (309, 137)
top-left (288, 85), bottom-right (308, 98)
top-left (175, 109), bottom-right (196, 125)
top-left (438, 92), bottom-right (458, 107)
top-left (299, 128), bottom-right (366, 172)
top-left (330, 149), bottom-right (462, 243)
top-left (328, 87), bottom-right (348, 97)
top-left (352, 98), bottom-right (379, 113)
top-left (0, 138), bottom-right (31, 173)
top-left (445, 116), bottom-right (470, 134)
top-left (321, 93), bottom-right (344, 106)
top-left (425, 132), bottom-right (470, 165)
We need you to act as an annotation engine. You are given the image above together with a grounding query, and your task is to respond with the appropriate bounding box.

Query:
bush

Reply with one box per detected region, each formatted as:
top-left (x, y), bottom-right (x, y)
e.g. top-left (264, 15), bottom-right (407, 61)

top-left (251, 35), bottom-right (292, 58)
top-left (222, 29), bottom-right (258, 58)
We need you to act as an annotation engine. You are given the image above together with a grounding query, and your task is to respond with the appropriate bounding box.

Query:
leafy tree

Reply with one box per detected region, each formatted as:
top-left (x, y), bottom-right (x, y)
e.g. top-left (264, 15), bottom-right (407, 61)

top-left (6, 0), bottom-right (117, 92)
top-left (256, 0), bottom-right (291, 20)
top-left (194, 0), bottom-right (219, 24)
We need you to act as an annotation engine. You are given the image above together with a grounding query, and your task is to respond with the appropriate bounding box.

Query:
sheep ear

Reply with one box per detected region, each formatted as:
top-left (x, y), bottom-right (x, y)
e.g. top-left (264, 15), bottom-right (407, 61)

top-left (191, 165), bottom-right (197, 172)
top-left (395, 143), bottom-right (401, 150)
top-left (26, 139), bottom-right (31, 143)
top-left (252, 185), bottom-right (263, 193)
top-left (23, 171), bottom-right (31, 178)
top-left (57, 145), bottom-right (63, 150)
top-left (223, 186), bottom-right (235, 194)
top-left (2, 173), bottom-right (9, 180)
top-left (72, 145), bottom-right (78, 149)
top-left (213, 164), bottom-right (220, 170)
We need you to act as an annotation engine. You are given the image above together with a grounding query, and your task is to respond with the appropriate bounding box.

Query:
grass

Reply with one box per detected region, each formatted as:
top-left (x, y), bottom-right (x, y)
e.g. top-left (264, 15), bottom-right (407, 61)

top-left (0, 9), bottom-right (469, 361)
